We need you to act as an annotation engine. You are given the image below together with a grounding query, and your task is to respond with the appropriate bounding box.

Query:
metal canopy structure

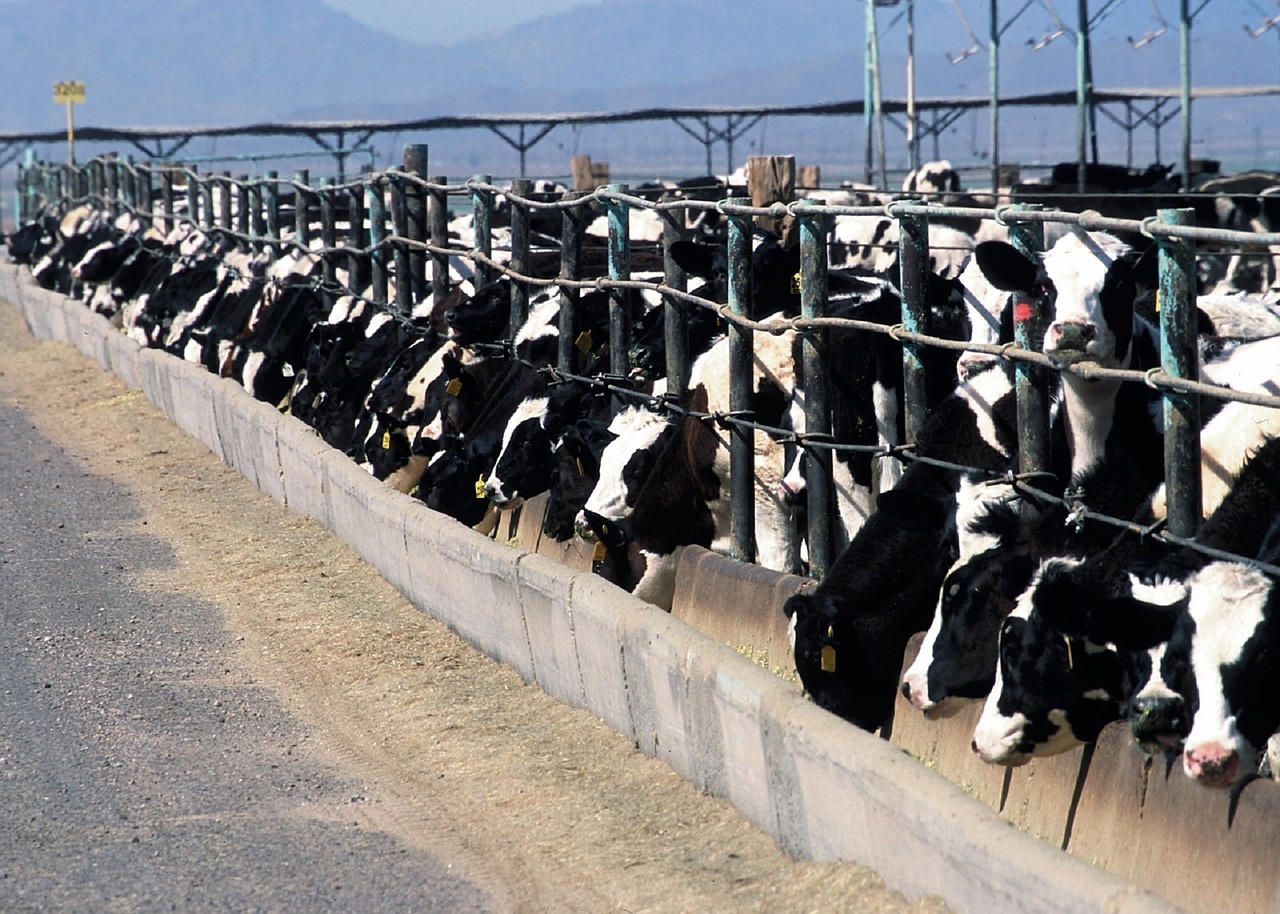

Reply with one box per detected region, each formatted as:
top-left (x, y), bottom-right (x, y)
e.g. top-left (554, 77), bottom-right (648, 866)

top-left (1, 86), bottom-right (1277, 182)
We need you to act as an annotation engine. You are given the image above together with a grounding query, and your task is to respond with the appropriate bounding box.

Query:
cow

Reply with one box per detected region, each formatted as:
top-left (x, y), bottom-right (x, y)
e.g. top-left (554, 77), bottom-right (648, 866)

top-left (539, 417), bottom-right (619, 543)
top-left (615, 321), bottom-right (801, 608)
top-left (1196, 170), bottom-right (1280, 295)
top-left (779, 266), bottom-right (970, 545)
top-left (484, 380), bottom-right (603, 509)
top-left (975, 228), bottom-right (1162, 482)
top-left (782, 361), bottom-right (1018, 731)
top-left (904, 435), bottom-right (1170, 722)
top-left (576, 404), bottom-right (675, 537)
top-left (1004, 433), bottom-right (1280, 782)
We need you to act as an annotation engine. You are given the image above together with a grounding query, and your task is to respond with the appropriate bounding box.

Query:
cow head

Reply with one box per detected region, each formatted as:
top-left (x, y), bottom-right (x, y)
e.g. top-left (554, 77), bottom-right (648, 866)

top-left (444, 279), bottom-right (511, 345)
top-left (975, 230), bottom-right (1155, 371)
top-left (785, 487), bottom-right (957, 732)
top-left (577, 406), bottom-right (675, 538)
top-left (486, 383), bottom-right (594, 508)
top-left (1178, 562), bottom-right (1280, 787)
top-left (901, 498), bottom-right (1037, 716)
top-left (971, 557), bottom-right (1126, 765)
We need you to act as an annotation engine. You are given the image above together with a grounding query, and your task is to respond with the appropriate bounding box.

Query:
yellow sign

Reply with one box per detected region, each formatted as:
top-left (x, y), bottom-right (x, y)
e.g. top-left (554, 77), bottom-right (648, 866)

top-left (53, 81), bottom-right (86, 104)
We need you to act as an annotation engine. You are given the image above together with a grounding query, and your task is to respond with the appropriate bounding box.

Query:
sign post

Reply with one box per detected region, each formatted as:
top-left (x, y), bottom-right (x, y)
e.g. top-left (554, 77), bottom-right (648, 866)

top-left (53, 81), bottom-right (86, 164)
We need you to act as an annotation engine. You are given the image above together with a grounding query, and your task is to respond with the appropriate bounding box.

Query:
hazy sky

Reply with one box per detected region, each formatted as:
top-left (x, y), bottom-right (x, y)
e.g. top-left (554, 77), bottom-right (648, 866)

top-left (314, 0), bottom-right (1280, 49)
top-left (318, 0), bottom-right (604, 44)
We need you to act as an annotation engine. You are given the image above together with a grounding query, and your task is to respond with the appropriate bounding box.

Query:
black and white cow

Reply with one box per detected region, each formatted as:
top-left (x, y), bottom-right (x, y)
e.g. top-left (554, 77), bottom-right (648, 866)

top-left (976, 228), bottom-right (1163, 482)
top-left (484, 380), bottom-right (602, 509)
top-left (616, 322), bottom-right (801, 608)
top-left (783, 362), bottom-right (1019, 731)
top-left (1000, 433), bottom-right (1280, 782)
top-left (779, 266), bottom-right (970, 544)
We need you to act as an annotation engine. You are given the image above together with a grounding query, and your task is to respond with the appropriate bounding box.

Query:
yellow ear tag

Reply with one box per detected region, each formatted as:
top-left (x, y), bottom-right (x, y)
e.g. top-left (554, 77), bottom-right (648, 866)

top-left (592, 541), bottom-right (607, 562)
top-left (1064, 636), bottom-right (1075, 671)
top-left (820, 644), bottom-right (837, 673)
top-left (445, 378), bottom-right (462, 397)
top-left (475, 475), bottom-right (487, 499)
top-left (575, 457), bottom-right (586, 477)
top-left (381, 430), bottom-right (391, 450)
top-left (575, 330), bottom-right (593, 353)
top-left (791, 272), bottom-right (802, 295)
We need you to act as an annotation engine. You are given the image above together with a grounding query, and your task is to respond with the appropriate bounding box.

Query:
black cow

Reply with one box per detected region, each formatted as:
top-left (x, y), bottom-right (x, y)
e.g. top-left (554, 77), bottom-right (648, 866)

top-left (783, 362), bottom-right (1018, 731)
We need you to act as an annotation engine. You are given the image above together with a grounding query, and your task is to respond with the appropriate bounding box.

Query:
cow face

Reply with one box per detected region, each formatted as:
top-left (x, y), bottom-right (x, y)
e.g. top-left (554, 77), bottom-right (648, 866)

top-left (903, 538), bottom-right (1037, 716)
top-left (975, 231), bottom-right (1155, 371)
top-left (444, 279), bottom-right (511, 345)
top-left (972, 558), bottom-right (1125, 765)
top-left (577, 406), bottom-right (674, 536)
top-left (541, 420), bottom-right (617, 542)
top-left (485, 396), bottom-right (554, 508)
top-left (415, 347), bottom-right (486, 446)
top-left (1179, 563), bottom-right (1280, 787)
top-left (783, 588), bottom-right (882, 729)
top-left (417, 442), bottom-right (492, 527)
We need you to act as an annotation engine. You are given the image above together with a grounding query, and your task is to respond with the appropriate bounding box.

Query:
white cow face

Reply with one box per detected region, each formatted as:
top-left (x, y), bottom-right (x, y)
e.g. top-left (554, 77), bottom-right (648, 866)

top-left (1180, 563), bottom-right (1280, 787)
top-left (576, 406), bottom-right (672, 537)
top-left (974, 230), bottom-right (1152, 372)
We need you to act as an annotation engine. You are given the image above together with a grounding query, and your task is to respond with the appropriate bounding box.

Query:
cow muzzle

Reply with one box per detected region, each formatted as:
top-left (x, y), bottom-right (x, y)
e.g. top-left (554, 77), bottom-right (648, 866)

top-left (1128, 696), bottom-right (1188, 754)
top-left (1184, 741), bottom-right (1245, 788)
top-left (1044, 320), bottom-right (1097, 365)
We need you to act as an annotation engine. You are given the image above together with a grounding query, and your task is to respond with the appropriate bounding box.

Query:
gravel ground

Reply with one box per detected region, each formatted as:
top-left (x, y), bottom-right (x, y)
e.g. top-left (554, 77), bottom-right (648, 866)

top-left (0, 294), bottom-right (950, 914)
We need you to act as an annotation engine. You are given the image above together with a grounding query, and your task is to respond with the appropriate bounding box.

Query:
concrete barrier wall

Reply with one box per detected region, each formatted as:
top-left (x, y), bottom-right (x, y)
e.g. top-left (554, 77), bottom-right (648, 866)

top-left (0, 260), bottom-right (1187, 914)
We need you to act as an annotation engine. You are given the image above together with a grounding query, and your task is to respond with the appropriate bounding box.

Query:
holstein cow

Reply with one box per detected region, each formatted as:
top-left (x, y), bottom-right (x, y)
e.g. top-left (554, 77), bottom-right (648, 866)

top-left (783, 362), bottom-right (1019, 731)
top-left (967, 353), bottom-right (1280, 765)
top-left (988, 430), bottom-right (1280, 779)
top-left (540, 418), bottom-right (619, 543)
top-left (906, 434), bottom-right (1172, 723)
top-left (779, 266), bottom-right (969, 545)
top-left (609, 322), bottom-right (801, 609)
top-left (577, 404), bottom-right (674, 537)
top-left (484, 380), bottom-right (603, 509)
top-left (975, 228), bottom-right (1163, 482)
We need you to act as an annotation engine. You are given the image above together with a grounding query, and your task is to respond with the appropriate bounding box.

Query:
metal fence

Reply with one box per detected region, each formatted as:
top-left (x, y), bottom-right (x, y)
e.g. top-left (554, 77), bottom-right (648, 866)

top-left (15, 146), bottom-right (1280, 583)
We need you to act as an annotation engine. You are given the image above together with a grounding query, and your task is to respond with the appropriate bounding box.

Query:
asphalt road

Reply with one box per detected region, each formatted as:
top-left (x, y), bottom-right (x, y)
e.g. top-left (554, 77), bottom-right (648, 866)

top-left (0, 400), bottom-right (495, 913)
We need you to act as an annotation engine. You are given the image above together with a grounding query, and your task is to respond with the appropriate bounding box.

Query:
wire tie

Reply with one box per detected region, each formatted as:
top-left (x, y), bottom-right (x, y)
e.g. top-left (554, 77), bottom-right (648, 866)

top-left (1144, 366), bottom-right (1165, 389)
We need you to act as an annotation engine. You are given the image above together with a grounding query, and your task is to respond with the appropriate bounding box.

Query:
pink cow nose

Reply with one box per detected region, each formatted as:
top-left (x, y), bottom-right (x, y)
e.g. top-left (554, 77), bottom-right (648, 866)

top-left (778, 478), bottom-right (805, 504)
top-left (1184, 743), bottom-right (1242, 787)
top-left (1049, 321), bottom-right (1096, 348)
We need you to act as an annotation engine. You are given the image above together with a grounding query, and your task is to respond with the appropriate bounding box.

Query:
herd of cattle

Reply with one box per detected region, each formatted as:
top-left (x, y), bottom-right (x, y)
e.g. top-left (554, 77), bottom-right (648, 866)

top-left (8, 159), bottom-right (1280, 796)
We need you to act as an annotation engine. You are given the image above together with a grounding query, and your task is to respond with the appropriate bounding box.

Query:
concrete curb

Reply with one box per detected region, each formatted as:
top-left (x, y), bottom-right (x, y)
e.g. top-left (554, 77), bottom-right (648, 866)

top-left (3, 266), bottom-right (1185, 914)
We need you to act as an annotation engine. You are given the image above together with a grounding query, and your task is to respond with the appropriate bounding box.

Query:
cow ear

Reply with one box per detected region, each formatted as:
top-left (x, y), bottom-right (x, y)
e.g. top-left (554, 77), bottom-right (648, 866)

top-left (442, 352), bottom-right (462, 377)
top-left (1129, 243), bottom-right (1160, 292)
top-left (669, 240), bottom-right (715, 278)
top-left (975, 240), bottom-right (1038, 294)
